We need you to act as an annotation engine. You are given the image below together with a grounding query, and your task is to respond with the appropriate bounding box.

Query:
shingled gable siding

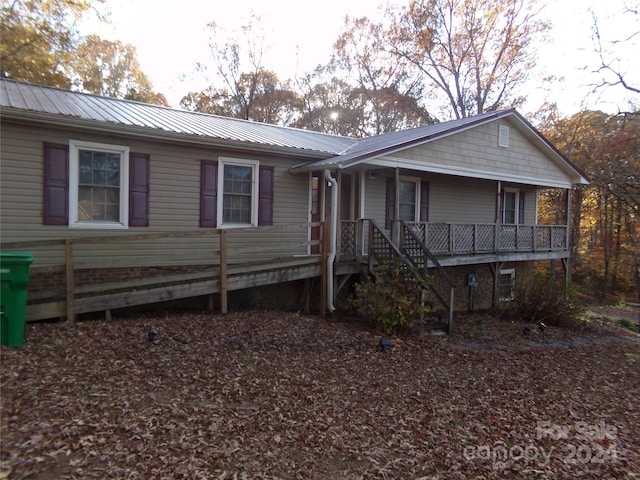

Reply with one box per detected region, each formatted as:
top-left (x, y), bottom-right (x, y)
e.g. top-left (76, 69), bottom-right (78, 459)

top-left (43, 143), bottom-right (150, 227)
top-left (199, 160), bottom-right (274, 228)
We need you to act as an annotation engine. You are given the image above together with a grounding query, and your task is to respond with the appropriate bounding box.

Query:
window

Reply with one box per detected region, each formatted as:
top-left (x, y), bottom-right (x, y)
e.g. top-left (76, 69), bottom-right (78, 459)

top-left (219, 158), bottom-right (259, 227)
top-left (69, 140), bottom-right (129, 229)
top-left (385, 177), bottom-right (429, 229)
top-left (399, 180), bottom-right (418, 221)
top-left (502, 189), bottom-right (518, 225)
top-left (499, 268), bottom-right (515, 301)
top-left (199, 159), bottom-right (273, 228)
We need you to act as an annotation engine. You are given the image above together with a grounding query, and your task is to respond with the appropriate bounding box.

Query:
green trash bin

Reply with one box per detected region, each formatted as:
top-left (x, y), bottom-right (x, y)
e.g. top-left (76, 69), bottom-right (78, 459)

top-left (1, 252), bottom-right (34, 348)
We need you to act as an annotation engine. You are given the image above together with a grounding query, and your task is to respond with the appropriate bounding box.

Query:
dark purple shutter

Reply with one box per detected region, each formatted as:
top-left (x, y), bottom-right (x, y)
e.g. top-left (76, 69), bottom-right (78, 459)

top-left (43, 143), bottom-right (69, 225)
top-left (258, 166), bottom-right (274, 226)
top-left (200, 160), bottom-right (218, 227)
top-left (385, 177), bottom-right (394, 230)
top-left (419, 181), bottom-right (430, 222)
top-left (498, 189), bottom-right (505, 224)
top-left (129, 153), bottom-right (150, 227)
top-left (518, 191), bottom-right (525, 224)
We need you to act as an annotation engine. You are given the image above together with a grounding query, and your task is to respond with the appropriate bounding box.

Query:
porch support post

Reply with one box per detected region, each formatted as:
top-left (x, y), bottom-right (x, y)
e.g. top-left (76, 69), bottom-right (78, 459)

top-left (495, 181), bottom-right (502, 253)
top-left (65, 239), bottom-right (75, 322)
top-left (219, 229), bottom-right (228, 314)
top-left (566, 188), bottom-right (572, 283)
top-left (489, 262), bottom-right (503, 309)
top-left (393, 167), bottom-right (400, 245)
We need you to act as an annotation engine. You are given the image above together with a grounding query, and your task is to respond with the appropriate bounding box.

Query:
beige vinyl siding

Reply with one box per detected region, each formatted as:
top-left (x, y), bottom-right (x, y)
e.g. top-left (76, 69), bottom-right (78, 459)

top-left (0, 122), bottom-right (312, 268)
top-left (363, 176), bottom-right (387, 229)
top-left (359, 173), bottom-right (540, 227)
top-left (429, 176), bottom-right (496, 224)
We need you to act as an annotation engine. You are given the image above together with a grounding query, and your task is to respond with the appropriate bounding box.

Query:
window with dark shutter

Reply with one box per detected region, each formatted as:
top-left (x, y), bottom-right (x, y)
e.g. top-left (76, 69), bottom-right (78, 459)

top-left (43, 143), bottom-right (69, 225)
top-left (420, 181), bottom-right (430, 222)
top-left (518, 191), bottom-right (525, 225)
top-left (44, 142), bottom-right (150, 228)
top-left (129, 153), bottom-right (150, 227)
top-left (258, 166), bottom-right (274, 226)
top-left (200, 160), bottom-right (218, 227)
top-left (385, 177), bottom-right (394, 230)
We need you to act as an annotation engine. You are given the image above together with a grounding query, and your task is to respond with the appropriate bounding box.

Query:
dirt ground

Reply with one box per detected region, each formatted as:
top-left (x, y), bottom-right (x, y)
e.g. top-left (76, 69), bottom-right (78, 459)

top-left (1, 307), bottom-right (639, 479)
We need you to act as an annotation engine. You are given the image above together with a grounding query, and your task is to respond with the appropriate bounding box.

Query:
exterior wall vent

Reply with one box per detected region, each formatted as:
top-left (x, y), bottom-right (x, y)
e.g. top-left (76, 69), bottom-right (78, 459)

top-left (498, 124), bottom-right (510, 148)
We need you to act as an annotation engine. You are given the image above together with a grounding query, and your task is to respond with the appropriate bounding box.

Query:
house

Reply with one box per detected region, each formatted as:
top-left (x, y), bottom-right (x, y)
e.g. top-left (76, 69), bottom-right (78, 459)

top-left (0, 79), bottom-right (589, 326)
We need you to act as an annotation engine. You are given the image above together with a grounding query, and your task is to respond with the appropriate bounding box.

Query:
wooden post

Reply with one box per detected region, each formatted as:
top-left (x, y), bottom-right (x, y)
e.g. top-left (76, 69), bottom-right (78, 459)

top-left (320, 222), bottom-right (328, 315)
top-left (393, 167), bottom-right (400, 245)
top-left (303, 278), bottom-right (312, 314)
top-left (64, 239), bottom-right (75, 322)
top-left (219, 230), bottom-right (228, 314)
top-left (566, 188), bottom-right (572, 283)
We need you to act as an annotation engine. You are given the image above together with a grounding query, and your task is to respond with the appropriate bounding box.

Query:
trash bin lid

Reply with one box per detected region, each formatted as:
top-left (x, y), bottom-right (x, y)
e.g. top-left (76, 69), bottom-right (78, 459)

top-left (0, 252), bottom-right (34, 265)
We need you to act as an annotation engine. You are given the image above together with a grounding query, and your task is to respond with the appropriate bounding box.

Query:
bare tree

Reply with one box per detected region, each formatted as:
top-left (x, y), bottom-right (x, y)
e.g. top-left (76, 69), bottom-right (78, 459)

top-left (590, 3), bottom-right (639, 95)
top-left (334, 16), bottom-right (434, 134)
top-left (385, 0), bottom-right (550, 119)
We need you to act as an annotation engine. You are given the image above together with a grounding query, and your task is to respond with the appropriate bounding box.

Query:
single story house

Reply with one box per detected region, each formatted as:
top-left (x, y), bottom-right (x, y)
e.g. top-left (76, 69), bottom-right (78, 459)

top-left (0, 79), bottom-right (589, 327)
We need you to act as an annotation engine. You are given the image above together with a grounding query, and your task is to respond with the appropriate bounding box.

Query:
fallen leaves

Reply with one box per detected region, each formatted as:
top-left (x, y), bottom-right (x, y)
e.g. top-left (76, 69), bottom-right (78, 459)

top-left (1, 310), bottom-right (639, 479)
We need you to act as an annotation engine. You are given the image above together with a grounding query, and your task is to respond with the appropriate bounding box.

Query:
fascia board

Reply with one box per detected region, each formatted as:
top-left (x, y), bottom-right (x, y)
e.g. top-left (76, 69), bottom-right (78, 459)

top-left (367, 156), bottom-right (575, 189)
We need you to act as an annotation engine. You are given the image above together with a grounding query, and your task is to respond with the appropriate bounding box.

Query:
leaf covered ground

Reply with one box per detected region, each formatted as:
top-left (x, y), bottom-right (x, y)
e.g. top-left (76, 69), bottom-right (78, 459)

top-left (1, 309), bottom-right (639, 479)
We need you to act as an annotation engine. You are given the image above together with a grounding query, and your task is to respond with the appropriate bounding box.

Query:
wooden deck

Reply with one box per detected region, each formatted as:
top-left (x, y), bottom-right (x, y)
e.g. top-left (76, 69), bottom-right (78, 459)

top-left (1, 224), bottom-right (326, 322)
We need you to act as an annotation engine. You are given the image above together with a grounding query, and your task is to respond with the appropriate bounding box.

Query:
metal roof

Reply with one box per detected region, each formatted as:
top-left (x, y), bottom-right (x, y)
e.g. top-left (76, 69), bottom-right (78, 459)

top-left (0, 78), bottom-right (357, 156)
top-left (0, 79), bottom-right (588, 185)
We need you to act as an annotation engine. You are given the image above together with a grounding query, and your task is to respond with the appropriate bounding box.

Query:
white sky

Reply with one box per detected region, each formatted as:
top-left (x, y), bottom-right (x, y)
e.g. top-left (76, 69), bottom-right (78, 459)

top-left (84, 0), bottom-right (638, 118)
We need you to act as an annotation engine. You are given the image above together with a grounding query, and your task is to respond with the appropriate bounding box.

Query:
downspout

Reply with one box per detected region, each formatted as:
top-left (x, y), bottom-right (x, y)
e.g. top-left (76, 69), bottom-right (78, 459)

top-left (325, 169), bottom-right (338, 313)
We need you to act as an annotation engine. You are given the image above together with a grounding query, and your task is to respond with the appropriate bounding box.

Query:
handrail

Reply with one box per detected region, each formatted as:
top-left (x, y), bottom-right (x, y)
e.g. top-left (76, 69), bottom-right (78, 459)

top-left (401, 221), bottom-right (457, 287)
top-left (401, 221), bottom-right (456, 332)
top-left (368, 219), bottom-right (455, 332)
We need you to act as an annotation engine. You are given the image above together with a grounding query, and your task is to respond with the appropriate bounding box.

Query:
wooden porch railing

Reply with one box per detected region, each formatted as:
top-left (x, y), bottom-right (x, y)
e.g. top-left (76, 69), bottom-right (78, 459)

top-left (339, 220), bottom-right (568, 260)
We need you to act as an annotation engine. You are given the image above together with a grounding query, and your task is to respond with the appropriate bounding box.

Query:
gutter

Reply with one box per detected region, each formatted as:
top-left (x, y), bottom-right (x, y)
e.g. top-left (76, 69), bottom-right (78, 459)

top-left (324, 169), bottom-right (338, 314)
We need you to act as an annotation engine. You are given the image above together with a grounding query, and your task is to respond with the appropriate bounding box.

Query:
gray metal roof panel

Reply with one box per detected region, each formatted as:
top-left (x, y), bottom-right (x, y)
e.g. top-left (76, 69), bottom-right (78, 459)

top-left (0, 79), bottom-right (357, 155)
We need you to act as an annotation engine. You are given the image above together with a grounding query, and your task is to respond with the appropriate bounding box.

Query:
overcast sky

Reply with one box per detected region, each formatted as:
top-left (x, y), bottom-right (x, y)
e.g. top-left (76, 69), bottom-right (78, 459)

top-left (83, 0), bottom-right (638, 118)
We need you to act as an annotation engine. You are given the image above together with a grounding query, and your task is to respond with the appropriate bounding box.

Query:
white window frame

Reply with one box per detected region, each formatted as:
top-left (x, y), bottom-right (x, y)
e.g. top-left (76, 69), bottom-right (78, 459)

top-left (398, 176), bottom-right (421, 222)
top-left (502, 188), bottom-right (519, 225)
top-left (499, 268), bottom-right (516, 301)
top-left (69, 140), bottom-right (129, 229)
top-left (217, 157), bottom-right (260, 228)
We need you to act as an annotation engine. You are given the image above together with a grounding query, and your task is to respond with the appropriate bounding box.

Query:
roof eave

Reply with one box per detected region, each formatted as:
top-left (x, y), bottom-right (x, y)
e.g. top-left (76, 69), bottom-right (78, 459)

top-left (0, 107), bottom-right (336, 160)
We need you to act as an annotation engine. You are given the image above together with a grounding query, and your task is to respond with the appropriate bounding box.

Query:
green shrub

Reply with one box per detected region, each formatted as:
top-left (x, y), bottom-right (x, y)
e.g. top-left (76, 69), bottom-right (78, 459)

top-left (510, 273), bottom-right (584, 328)
top-left (617, 318), bottom-right (639, 332)
top-left (348, 261), bottom-right (431, 334)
